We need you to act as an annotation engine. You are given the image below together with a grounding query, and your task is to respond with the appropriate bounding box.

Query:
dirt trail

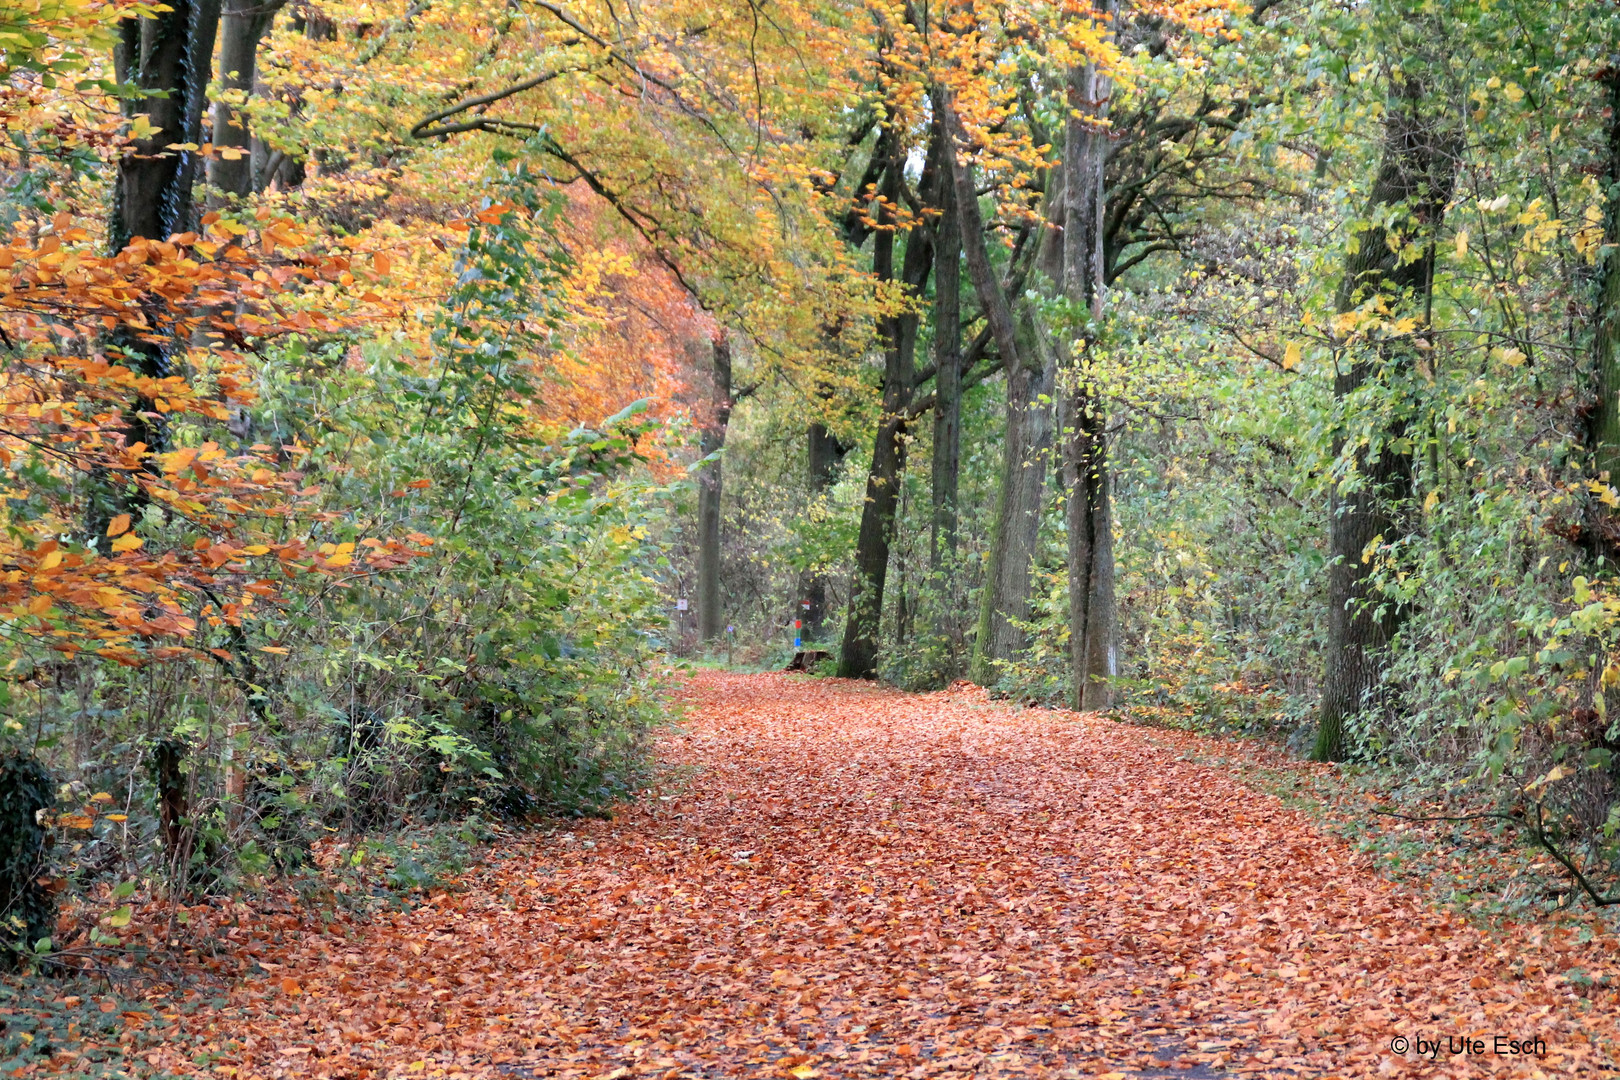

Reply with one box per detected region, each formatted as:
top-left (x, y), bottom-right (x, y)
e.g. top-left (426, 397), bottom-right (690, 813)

top-left (160, 673), bottom-right (1620, 1078)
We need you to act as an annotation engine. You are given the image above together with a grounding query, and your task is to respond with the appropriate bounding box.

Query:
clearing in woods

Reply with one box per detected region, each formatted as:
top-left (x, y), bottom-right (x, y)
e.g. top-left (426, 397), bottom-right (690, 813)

top-left (154, 673), bottom-right (1619, 1078)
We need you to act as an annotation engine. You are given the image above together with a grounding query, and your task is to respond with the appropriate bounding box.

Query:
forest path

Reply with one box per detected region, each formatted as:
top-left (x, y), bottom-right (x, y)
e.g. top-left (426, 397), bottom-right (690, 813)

top-left (176, 672), bottom-right (1620, 1079)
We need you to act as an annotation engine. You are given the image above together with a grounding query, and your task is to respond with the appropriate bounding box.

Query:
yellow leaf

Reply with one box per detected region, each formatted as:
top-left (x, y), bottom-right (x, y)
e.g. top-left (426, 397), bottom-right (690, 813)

top-left (243, 545), bottom-right (270, 555)
top-left (110, 533), bottom-right (142, 553)
top-left (60, 814), bottom-right (94, 830)
top-left (39, 550), bottom-right (63, 570)
top-left (106, 905), bottom-right (132, 928)
top-left (1282, 341), bottom-right (1301, 370)
top-left (105, 814), bottom-right (128, 822)
top-left (1455, 230), bottom-right (1468, 259)
top-left (1422, 490), bottom-right (1439, 514)
top-left (91, 792), bottom-right (113, 803)
top-left (790, 1067), bottom-right (820, 1079)
top-left (259, 646), bottom-right (290, 655)
top-left (218, 147), bottom-right (245, 160)
top-left (106, 514), bottom-right (131, 538)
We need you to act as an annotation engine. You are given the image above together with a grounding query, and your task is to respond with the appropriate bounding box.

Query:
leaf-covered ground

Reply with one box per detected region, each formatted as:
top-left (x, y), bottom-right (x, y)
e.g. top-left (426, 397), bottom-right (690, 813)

top-left (139, 673), bottom-right (1619, 1077)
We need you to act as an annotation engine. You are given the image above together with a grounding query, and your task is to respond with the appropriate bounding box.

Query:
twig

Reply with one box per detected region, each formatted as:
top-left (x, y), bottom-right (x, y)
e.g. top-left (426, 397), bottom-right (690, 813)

top-left (1371, 804), bottom-right (1620, 907)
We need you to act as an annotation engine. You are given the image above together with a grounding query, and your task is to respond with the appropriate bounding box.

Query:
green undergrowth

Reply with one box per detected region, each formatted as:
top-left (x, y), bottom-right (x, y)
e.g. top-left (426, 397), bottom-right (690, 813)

top-left (0, 974), bottom-right (217, 1079)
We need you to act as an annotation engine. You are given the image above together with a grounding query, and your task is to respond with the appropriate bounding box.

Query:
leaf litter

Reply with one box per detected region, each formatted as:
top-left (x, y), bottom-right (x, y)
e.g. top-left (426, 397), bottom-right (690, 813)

top-left (124, 672), bottom-right (1620, 1078)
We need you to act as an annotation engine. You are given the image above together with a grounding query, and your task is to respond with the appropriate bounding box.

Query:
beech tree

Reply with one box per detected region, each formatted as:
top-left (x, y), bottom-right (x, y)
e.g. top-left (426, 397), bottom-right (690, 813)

top-left (1316, 49), bottom-right (1461, 762)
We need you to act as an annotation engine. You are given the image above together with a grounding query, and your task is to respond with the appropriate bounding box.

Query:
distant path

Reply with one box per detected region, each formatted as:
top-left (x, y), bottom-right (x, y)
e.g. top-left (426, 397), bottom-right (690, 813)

top-left (172, 673), bottom-right (1620, 1078)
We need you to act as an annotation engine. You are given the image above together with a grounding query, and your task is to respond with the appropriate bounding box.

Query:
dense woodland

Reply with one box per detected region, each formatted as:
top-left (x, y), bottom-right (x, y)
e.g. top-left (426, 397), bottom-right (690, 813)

top-left (4, 0), bottom-right (1620, 978)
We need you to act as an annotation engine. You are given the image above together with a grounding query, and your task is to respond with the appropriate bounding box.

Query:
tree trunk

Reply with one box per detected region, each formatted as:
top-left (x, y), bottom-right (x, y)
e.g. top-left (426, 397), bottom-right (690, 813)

top-left (836, 154), bottom-right (904, 678)
top-left (838, 126), bottom-right (940, 678)
top-left (1316, 79), bottom-right (1459, 761)
top-left (971, 321), bottom-right (1054, 684)
top-left (151, 739), bottom-right (196, 877)
top-left (941, 89), bottom-right (1056, 685)
top-left (1590, 63), bottom-right (1620, 528)
top-left (697, 334), bottom-right (733, 642)
top-left (802, 420), bottom-right (846, 643)
top-left (930, 168), bottom-right (963, 572)
top-left (101, 0), bottom-right (220, 535)
top-left (1578, 62), bottom-right (1620, 793)
top-left (208, 0), bottom-right (285, 199)
top-left (112, 0), bottom-right (221, 251)
top-left (1059, 14), bottom-right (1118, 712)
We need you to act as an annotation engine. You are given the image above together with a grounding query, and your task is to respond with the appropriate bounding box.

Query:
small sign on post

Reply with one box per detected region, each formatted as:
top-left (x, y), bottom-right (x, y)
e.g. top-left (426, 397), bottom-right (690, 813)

top-left (676, 598), bottom-right (688, 611)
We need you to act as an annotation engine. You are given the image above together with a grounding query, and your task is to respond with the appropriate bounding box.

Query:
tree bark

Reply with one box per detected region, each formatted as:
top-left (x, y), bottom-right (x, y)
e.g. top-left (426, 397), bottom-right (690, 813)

top-left (102, 0), bottom-right (220, 534)
top-left (1059, 11), bottom-right (1118, 712)
top-left (941, 89), bottom-right (1056, 685)
top-left (837, 148), bottom-right (904, 678)
top-left (697, 334), bottom-right (733, 642)
top-left (838, 125), bottom-right (940, 678)
top-left (208, 0), bottom-right (285, 199)
top-left (802, 420), bottom-right (847, 643)
top-left (112, 0), bottom-right (221, 252)
top-left (931, 167), bottom-right (963, 572)
top-left (151, 739), bottom-right (196, 878)
top-left (1590, 63), bottom-right (1620, 529)
top-left (1316, 78), bottom-right (1459, 761)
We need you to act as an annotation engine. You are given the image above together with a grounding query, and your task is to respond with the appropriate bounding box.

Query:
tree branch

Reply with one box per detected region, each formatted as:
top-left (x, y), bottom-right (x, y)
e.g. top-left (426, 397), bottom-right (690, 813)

top-left (410, 62), bottom-right (587, 139)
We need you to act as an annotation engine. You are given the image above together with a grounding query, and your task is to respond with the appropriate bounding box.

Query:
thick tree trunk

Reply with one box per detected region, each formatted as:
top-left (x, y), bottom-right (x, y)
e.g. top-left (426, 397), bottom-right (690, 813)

top-left (101, 0), bottom-right (220, 536)
top-left (1579, 65), bottom-right (1620, 791)
top-left (1059, 20), bottom-right (1118, 712)
top-left (1062, 404), bottom-right (1115, 709)
top-left (112, 0), bottom-right (221, 251)
top-left (1590, 65), bottom-right (1620, 520)
top-left (839, 127), bottom-right (940, 678)
top-left (941, 90), bottom-right (1056, 684)
top-left (837, 173), bottom-right (904, 677)
top-left (931, 171), bottom-right (963, 572)
top-left (1316, 80), bottom-right (1459, 761)
top-left (802, 421), bottom-right (846, 643)
top-left (697, 334), bottom-right (733, 642)
top-left (971, 322), bottom-right (1054, 684)
top-left (209, 0), bottom-right (285, 198)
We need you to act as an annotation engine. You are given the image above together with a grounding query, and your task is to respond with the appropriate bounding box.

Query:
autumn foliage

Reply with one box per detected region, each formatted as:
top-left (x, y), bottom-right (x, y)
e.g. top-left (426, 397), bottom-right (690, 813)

top-left (6, 0), bottom-right (1620, 1073)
